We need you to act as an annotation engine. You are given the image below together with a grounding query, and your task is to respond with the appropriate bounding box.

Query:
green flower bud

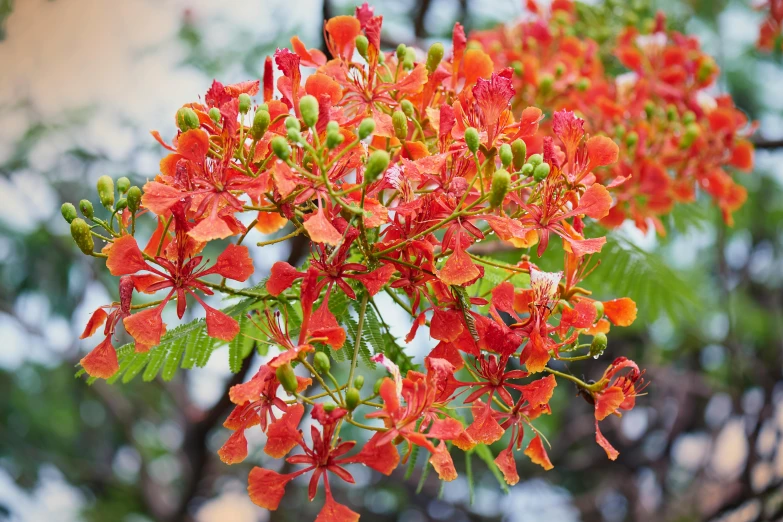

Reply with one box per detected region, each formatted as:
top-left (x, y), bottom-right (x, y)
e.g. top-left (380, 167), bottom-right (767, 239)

top-left (326, 128), bottom-right (344, 149)
top-left (489, 169), bottom-right (511, 208)
top-left (625, 131), bottom-right (639, 149)
top-left (593, 301), bottom-right (604, 318)
top-left (97, 175), bottom-right (115, 209)
top-left (576, 78), bottom-right (591, 92)
top-left (590, 332), bottom-right (608, 358)
top-left (511, 61), bottom-right (524, 76)
top-left (70, 218), bottom-right (94, 255)
top-left (666, 104), bottom-right (678, 122)
top-left (345, 387), bottom-right (361, 410)
top-left (511, 139), bottom-right (527, 170)
top-left (533, 162), bottom-right (551, 182)
top-left (614, 124), bottom-right (626, 139)
top-left (115, 198), bottom-right (128, 211)
top-left (554, 62), bottom-right (565, 78)
top-left (682, 111), bottom-right (696, 125)
top-left (209, 107), bottom-right (221, 124)
top-left (426, 42), bottom-right (444, 73)
top-left (644, 101), bottom-right (655, 120)
top-left (326, 121), bottom-right (339, 134)
top-left (323, 402), bottom-right (337, 413)
top-left (287, 127), bottom-right (302, 143)
top-left (176, 107), bottom-right (200, 131)
top-left (680, 123), bottom-right (700, 149)
top-left (358, 118), bottom-right (375, 140)
top-left (299, 95), bottom-right (319, 128)
top-left (79, 199), bottom-right (94, 219)
top-left (373, 378), bottom-right (384, 395)
top-left (116, 177), bottom-right (130, 194)
top-left (527, 153), bottom-right (543, 167)
top-left (314, 352), bottom-right (331, 374)
top-left (61, 203), bottom-right (77, 224)
top-left (127, 186), bottom-right (142, 214)
top-left (400, 100), bottom-right (415, 118)
top-left (238, 93), bottom-right (252, 114)
top-left (396, 43), bottom-right (407, 61)
top-left (697, 58), bottom-right (715, 83)
top-left (499, 144), bottom-right (513, 168)
top-left (353, 375), bottom-right (364, 390)
top-left (275, 363), bottom-right (298, 394)
top-left (355, 35), bottom-right (369, 60)
top-left (465, 127), bottom-right (480, 153)
top-left (251, 109), bottom-right (271, 140)
top-left (539, 73), bottom-right (554, 96)
top-left (403, 47), bottom-right (416, 71)
top-left (365, 149), bottom-right (390, 183)
top-left (520, 163), bottom-right (534, 176)
top-left (271, 136), bottom-right (291, 160)
top-left (285, 116), bottom-right (300, 131)
top-left (392, 110), bottom-right (408, 141)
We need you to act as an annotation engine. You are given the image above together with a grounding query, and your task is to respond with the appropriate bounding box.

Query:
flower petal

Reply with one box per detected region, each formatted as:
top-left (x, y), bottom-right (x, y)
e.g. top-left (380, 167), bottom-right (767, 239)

top-left (80, 337), bottom-right (118, 379)
top-left (247, 467), bottom-right (292, 510)
top-left (106, 235), bottom-right (149, 276)
top-left (123, 307), bottom-right (166, 348)
top-left (429, 441), bottom-right (458, 482)
top-left (524, 434), bottom-right (553, 470)
top-left (213, 244), bottom-right (254, 282)
top-left (495, 447), bottom-right (520, 485)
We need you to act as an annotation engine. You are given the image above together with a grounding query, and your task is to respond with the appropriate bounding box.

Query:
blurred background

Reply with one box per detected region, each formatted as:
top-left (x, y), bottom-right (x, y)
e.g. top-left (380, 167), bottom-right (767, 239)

top-left (1, 0), bottom-right (783, 521)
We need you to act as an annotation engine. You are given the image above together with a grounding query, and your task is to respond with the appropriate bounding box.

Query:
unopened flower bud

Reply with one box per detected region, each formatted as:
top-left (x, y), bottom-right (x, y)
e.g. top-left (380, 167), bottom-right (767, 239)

top-left (593, 301), bottom-right (604, 318)
top-left (465, 127), bottom-right (480, 153)
top-left (521, 163), bottom-right (534, 176)
top-left (61, 203), bottom-right (77, 223)
top-left (127, 186), bottom-right (142, 213)
top-left (314, 351), bottom-right (331, 374)
top-left (426, 42), bottom-right (444, 73)
top-left (116, 177), bottom-right (130, 194)
top-left (554, 62), bottom-right (565, 78)
top-left (625, 131), bottom-right (639, 148)
top-left (345, 387), bottom-right (361, 410)
top-left (499, 144), bottom-right (513, 168)
top-left (271, 136), bottom-right (291, 160)
top-left (576, 78), bottom-right (591, 91)
top-left (176, 107), bottom-right (200, 131)
top-left (489, 169), bottom-right (511, 208)
top-left (511, 61), bottom-right (524, 76)
top-left (276, 363), bottom-right (298, 394)
top-left (644, 101), bottom-right (655, 120)
top-left (358, 118), bottom-right (375, 140)
top-left (285, 116), bottom-right (300, 132)
top-left (400, 100), bottom-right (415, 118)
top-left (680, 123), bottom-right (700, 149)
top-left (79, 199), bottom-right (94, 219)
top-left (365, 149), bottom-right (390, 183)
top-left (323, 402), bottom-right (337, 412)
top-left (238, 93), bottom-right (252, 114)
top-left (97, 175), bottom-right (115, 209)
top-left (590, 333), bottom-right (608, 358)
top-left (299, 95), bottom-right (319, 128)
top-left (403, 47), bottom-right (416, 71)
top-left (511, 139), bottom-right (527, 170)
top-left (539, 73), bottom-right (554, 95)
top-left (287, 127), bottom-right (302, 143)
top-left (355, 35), bottom-right (369, 60)
top-left (527, 153), bottom-right (543, 167)
top-left (682, 111), bottom-right (696, 125)
top-left (396, 43), bottom-right (406, 61)
top-left (70, 218), bottom-right (94, 255)
top-left (209, 107), bottom-right (221, 124)
top-left (115, 198), bottom-right (128, 211)
top-left (533, 162), bottom-right (551, 182)
top-left (373, 378), bottom-right (384, 394)
top-left (666, 104), bottom-right (678, 122)
top-left (251, 109), bottom-right (271, 140)
top-left (392, 110), bottom-right (408, 141)
top-left (326, 127), bottom-right (344, 149)
top-left (353, 375), bottom-right (364, 390)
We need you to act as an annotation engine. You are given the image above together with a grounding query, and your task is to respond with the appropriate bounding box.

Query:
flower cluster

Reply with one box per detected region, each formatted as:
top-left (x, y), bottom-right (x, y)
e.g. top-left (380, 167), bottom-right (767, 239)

top-left (757, 0), bottom-right (783, 52)
top-left (61, 3), bottom-right (746, 521)
top-left (471, 0), bottom-right (754, 233)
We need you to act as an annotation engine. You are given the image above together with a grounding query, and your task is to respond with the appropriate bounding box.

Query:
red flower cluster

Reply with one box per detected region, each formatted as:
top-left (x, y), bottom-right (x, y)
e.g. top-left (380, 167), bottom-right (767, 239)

top-left (757, 0), bottom-right (783, 52)
top-left (63, 3), bottom-right (751, 521)
top-left (471, 0), bottom-right (754, 232)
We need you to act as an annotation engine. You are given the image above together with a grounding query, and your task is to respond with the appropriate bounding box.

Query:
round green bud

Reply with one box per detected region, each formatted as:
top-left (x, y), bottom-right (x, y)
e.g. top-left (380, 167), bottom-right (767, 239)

top-left (625, 131), bottom-right (639, 148)
top-left (680, 123), bottom-right (700, 149)
top-left (209, 107), bottom-right (221, 124)
top-left (326, 128), bottom-right (344, 149)
top-left (271, 136), bottom-right (291, 160)
top-left (527, 153), bottom-right (543, 167)
top-left (403, 47), bottom-right (416, 71)
top-left (499, 143), bottom-right (513, 168)
top-left (285, 116), bottom-right (300, 132)
top-left (355, 35), bottom-right (369, 59)
top-left (511, 139), bottom-right (527, 170)
top-left (644, 101), bottom-right (655, 120)
top-left (590, 332), bottom-right (608, 358)
top-left (358, 118), bottom-right (376, 140)
top-left (400, 100), bottom-right (415, 118)
top-left (533, 162), bottom-right (551, 182)
top-left (396, 43), bottom-right (407, 61)
top-left (539, 73), bottom-right (554, 95)
top-left (323, 402), bottom-right (337, 413)
top-left (238, 93), bottom-right (252, 114)
top-left (345, 387), bottom-right (361, 410)
top-left (70, 218), bottom-right (94, 255)
top-left (576, 78), bottom-right (591, 92)
top-left (275, 363), bottom-right (298, 394)
top-left (554, 62), bottom-right (565, 78)
top-left (426, 42), bottom-right (445, 73)
top-left (373, 378), bottom-right (384, 395)
top-left (251, 109), bottom-right (271, 140)
top-left (353, 375), bottom-right (364, 390)
top-left (666, 104), bottom-right (678, 122)
top-left (287, 127), bottom-right (302, 143)
top-left (465, 127), bottom-right (480, 154)
top-left (365, 149), bottom-right (390, 183)
top-left (79, 199), bottom-right (94, 219)
top-left (521, 163), bottom-right (534, 176)
top-left (392, 110), bottom-right (408, 141)
top-left (127, 186), bottom-right (142, 214)
top-left (299, 95), bottom-right (319, 129)
top-left (115, 198), bottom-right (128, 211)
top-left (176, 107), bottom-right (200, 131)
top-left (614, 124), bottom-right (626, 139)
top-left (97, 175), bottom-right (115, 209)
top-left (511, 61), bottom-right (524, 76)
top-left (326, 121), bottom-right (339, 135)
top-left (61, 203), bottom-right (77, 224)
top-left (593, 301), bottom-right (604, 318)
top-left (116, 177), bottom-right (131, 194)
top-left (313, 352), bottom-right (331, 374)
top-left (489, 169), bottom-right (511, 208)
top-left (682, 111), bottom-right (696, 125)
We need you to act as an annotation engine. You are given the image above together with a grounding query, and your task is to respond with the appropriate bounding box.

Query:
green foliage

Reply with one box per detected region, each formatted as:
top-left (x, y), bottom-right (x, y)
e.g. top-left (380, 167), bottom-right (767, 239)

top-left (474, 444), bottom-right (509, 494)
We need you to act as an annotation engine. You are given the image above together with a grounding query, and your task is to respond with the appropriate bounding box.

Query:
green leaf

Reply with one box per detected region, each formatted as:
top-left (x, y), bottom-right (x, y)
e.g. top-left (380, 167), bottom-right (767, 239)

top-left (474, 444), bottom-right (509, 494)
top-left (465, 449), bottom-right (475, 505)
